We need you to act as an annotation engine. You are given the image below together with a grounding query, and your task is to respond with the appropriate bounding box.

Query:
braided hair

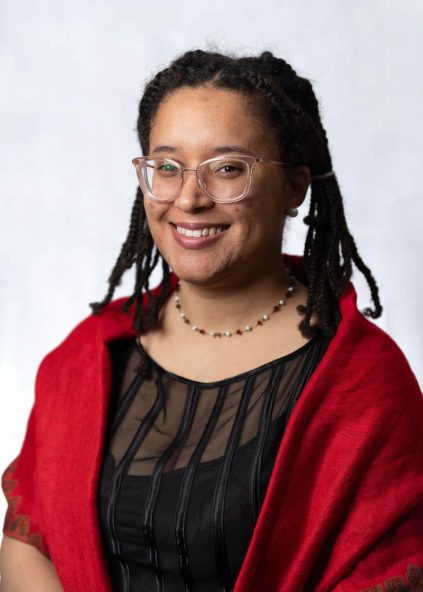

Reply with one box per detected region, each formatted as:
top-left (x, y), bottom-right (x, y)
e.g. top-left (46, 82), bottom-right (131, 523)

top-left (89, 48), bottom-right (382, 374)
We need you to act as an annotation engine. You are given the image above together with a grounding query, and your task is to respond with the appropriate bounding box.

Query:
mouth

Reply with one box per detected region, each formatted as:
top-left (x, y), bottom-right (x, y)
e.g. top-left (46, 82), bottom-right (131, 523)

top-left (169, 222), bottom-right (231, 250)
top-left (170, 223), bottom-right (230, 238)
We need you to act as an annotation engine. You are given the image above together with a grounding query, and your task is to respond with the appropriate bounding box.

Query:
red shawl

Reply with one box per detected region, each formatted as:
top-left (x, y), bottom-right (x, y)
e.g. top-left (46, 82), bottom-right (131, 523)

top-left (2, 255), bottom-right (423, 591)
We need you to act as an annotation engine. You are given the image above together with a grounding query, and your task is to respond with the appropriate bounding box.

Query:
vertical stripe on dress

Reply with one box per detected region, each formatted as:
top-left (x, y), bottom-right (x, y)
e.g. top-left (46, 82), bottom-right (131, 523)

top-left (285, 337), bottom-right (328, 418)
top-left (212, 374), bottom-right (257, 591)
top-left (175, 384), bottom-right (230, 592)
top-left (105, 371), bottom-right (166, 592)
top-left (248, 363), bottom-right (286, 528)
top-left (143, 383), bottom-right (200, 592)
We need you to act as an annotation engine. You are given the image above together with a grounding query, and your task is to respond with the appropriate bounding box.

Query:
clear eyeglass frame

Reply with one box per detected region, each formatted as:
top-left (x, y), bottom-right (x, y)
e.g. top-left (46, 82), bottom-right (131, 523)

top-left (131, 154), bottom-right (296, 204)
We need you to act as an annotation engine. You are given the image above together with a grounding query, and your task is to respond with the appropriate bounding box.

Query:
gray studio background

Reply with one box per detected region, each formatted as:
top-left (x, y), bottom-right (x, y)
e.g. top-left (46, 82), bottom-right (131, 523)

top-left (1, 0), bottom-right (422, 522)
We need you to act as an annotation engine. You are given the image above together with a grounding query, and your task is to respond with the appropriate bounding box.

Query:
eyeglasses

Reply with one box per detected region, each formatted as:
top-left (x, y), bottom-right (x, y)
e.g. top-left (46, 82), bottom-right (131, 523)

top-left (131, 154), bottom-right (295, 203)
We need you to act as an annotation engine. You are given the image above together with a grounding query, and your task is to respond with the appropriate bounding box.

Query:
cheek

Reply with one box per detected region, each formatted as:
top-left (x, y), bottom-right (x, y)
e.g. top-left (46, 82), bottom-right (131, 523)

top-left (233, 196), bottom-right (285, 246)
top-left (145, 199), bottom-right (165, 219)
top-left (231, 202), bottom-right (256, 236)
top-left (143, 206), bottom-right (168, 251)
top-left (232, 199), bottom-right (259, 220)
top-left (233, 197), bottom-right (278, 230)
top-left (144, 201), bottom-right (170, 237)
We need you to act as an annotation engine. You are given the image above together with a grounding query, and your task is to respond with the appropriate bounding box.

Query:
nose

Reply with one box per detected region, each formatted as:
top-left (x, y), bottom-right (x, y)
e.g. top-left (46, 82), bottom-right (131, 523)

top-left (174, 169), bottom-right (214, 211)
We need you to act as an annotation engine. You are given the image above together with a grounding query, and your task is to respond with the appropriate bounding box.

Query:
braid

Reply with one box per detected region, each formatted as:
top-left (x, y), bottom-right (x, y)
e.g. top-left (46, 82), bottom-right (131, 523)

top-left (299, 172), bottom-right (382, 338)
top-left (89, 188), bottom-right (143, 313)
top-left (89, 187), bottom-right (171, 376)
top-left (90, 47), bottom-right (382, 376)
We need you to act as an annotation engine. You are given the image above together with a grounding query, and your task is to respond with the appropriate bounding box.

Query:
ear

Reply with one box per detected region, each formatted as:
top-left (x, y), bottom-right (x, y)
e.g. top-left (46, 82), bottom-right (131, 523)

top-left (285, 165), bottom-right (311, 210)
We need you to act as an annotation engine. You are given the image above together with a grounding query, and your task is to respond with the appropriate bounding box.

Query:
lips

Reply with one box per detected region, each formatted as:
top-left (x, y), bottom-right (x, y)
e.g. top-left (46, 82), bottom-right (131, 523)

top-left (169, 222), bottom-right (230, 250)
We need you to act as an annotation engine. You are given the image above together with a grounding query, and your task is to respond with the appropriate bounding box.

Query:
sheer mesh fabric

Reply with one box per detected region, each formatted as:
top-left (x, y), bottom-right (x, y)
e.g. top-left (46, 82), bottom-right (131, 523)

top-left (98, 335), bottom-right (330, 592)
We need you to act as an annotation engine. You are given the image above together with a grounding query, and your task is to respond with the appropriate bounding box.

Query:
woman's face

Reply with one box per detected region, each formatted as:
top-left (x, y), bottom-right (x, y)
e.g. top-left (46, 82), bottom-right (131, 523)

top-left (144, 85), bottom-right (309, 289)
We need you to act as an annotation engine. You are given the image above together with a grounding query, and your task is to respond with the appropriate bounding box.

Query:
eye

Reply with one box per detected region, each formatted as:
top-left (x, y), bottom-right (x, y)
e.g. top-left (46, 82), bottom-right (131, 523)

top-left (156, 161), bottom-right (179, 175)
top-left (210, 160), bottom-right (247, 176)
top-left (217, 164), bottom-right (240, 174)
top-left (160, 163), bottom-right (177, 171)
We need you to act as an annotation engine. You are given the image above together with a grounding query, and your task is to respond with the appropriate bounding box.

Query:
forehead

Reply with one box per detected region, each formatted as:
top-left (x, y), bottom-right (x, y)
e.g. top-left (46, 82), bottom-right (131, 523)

top-left (149, 86), bottom-right (276, 155)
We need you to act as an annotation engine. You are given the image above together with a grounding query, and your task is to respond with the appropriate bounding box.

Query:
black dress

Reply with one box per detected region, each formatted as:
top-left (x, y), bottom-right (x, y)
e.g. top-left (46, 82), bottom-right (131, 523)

top-left (98, 335), bottom-right (330, 592)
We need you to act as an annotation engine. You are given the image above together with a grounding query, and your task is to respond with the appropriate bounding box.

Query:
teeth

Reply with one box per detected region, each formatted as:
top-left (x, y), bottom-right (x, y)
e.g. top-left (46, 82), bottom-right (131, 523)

top-left (175, 225), bottom-right (226, 237)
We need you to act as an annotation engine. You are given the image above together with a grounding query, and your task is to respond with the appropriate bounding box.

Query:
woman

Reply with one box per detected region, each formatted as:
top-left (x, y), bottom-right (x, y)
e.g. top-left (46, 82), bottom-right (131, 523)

top-left (1, 49), bottom-right (422, 592)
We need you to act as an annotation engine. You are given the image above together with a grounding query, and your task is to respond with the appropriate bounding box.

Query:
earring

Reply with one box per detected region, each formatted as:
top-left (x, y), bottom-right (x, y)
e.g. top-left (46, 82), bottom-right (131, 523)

top-left (287, 207), bottom-right (298, 218)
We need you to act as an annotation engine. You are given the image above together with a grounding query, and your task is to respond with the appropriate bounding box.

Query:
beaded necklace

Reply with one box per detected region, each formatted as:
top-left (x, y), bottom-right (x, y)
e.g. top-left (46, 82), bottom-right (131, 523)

top-left (174, 276), bottom-right (297, 337)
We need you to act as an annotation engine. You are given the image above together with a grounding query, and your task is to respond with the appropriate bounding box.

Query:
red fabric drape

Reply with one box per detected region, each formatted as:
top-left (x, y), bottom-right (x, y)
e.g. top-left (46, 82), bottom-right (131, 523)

top-left (2, 255), bottom-right (423, 591)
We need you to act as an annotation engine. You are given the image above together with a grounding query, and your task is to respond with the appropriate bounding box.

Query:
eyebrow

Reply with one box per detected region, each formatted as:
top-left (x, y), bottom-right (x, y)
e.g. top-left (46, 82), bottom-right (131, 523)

top-left (151, 144), bottom-right (254, 156)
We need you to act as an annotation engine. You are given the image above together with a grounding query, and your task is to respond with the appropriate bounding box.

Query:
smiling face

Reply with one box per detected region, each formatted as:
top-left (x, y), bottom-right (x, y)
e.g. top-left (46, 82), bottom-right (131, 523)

top-left (143, 85), bottom-right (308, 289)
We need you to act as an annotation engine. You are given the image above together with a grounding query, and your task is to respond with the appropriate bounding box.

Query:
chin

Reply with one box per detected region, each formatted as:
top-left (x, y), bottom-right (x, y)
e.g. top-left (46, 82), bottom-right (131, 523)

top-left (168, 260), bottom-right (229, 286)
top-left (173, 269), bottom-right (221, 286)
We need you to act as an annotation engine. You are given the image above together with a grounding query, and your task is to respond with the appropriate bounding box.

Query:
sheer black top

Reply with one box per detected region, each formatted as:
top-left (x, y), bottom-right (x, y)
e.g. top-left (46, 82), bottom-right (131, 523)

top-left (98, 335), bottom-right (330, 592)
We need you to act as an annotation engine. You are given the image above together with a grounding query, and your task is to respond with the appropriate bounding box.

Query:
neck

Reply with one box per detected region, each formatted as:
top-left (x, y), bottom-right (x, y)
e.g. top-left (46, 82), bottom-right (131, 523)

top-left (174, 263), bottom-right (294, 333)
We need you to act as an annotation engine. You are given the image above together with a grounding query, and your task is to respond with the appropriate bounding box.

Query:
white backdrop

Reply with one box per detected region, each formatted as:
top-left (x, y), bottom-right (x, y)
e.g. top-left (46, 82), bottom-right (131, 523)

top-left (1, 0), bottom-right (422, 523)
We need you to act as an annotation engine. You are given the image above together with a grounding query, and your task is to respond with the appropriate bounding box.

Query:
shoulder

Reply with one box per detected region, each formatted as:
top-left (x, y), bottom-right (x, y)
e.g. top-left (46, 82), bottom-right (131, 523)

top-left (311, 282), bottom-right (422, 422)
top-left (35, 297), bottom-right (131, 370)
top-left (34, 276), bottom-right (179, 380)
top-left (288, 283), bottom-right (423, 476)
top-left (285, 255), bottom-right (419, 389)
top-left (335, 282), bottom-right (418, 379)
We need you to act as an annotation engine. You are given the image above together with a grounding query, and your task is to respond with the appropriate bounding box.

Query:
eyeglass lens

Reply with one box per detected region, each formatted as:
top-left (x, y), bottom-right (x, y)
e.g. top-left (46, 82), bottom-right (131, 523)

top-left (142, 158), bottom-right (250, 201)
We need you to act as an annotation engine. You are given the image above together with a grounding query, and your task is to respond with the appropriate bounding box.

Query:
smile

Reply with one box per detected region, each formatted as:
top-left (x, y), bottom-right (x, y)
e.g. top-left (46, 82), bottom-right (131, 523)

top-left (170, 223), bottom-right (230, 250)
top-left (175, 225), bottom-right (228, 237)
